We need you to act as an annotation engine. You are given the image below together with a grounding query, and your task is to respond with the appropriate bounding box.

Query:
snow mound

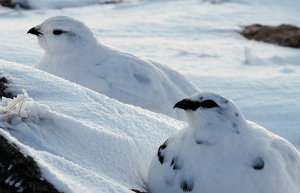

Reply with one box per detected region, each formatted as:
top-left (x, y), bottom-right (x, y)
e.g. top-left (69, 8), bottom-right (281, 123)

top-left (0, 60), bottom-right (183, 193)
top-left (148, 92), bottom-right (300, 193)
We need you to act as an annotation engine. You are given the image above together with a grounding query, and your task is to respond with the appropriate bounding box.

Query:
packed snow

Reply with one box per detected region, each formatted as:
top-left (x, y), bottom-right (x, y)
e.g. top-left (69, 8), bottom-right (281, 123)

top-left (0, 0), bottom-right (300, 193)
top-left (148, 92), bottom-right (300, 193)
top-left (27, 16), bottom-right (198, 120)
top-left (0, 60), bottom-right (183, 192)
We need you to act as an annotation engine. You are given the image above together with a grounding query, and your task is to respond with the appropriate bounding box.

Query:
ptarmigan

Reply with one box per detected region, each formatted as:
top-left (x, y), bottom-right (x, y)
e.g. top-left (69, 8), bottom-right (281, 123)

top-left (27, 16), bottom-right (198, 120)
top-left (148, 92), bottom-right (300, 193)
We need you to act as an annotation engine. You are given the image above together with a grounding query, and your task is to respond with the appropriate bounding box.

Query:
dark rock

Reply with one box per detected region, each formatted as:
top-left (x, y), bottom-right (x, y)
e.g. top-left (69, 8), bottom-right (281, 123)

top-left (0, 0), bottom-right (13, 8)
top-left (0, 0), bottom-right (30, 9)
top-left (0, 76), bottom-right (62, 193)
top-left (0, 0), bottom-right (122, 9)
top-left (0, 135), bottom-right (63, 193)
top-left (0, 77), bottom-right (14, 99)
top-left (241, 24), bottom-right (300, 48)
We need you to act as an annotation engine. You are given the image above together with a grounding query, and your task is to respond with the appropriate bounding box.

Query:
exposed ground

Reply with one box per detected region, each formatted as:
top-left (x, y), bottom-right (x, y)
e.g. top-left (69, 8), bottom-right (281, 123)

top-left (241, 24), bottom-right (300, 48)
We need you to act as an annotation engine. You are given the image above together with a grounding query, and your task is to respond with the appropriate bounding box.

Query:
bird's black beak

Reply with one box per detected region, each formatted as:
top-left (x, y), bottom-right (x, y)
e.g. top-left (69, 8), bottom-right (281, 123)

top-left (174, 99), bottom-right (220, 111)
top-left (27, 27), bottom-right (43, 36)
top-left (174, 99), bottom-right (200, 111)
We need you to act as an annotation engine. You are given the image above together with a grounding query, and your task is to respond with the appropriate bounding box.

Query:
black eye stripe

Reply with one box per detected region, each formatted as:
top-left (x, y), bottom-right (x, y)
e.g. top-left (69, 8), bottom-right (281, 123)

top-left (53, 29), bottom-right (65, 35)
top-left (199, 100), bottom-right (220, 108)
top-left (174, 99), bottom-right (220, 111)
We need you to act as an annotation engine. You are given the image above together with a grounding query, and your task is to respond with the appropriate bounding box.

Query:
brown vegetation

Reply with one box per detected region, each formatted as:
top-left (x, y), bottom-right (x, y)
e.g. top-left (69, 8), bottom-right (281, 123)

top-left (241, 24), bottom-right (300, 48)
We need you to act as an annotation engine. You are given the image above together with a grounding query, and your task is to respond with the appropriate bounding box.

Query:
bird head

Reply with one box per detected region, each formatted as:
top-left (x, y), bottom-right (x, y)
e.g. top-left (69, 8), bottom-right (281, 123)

top-left (27, 16), bottom-right (97, 55)
top-left (174, 92), bottom-right (245, 128)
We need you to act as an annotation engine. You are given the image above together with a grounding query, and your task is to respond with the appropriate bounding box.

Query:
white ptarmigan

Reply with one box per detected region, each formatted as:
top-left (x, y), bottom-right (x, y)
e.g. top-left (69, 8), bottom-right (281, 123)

top-left (148, 92), bottom-right (300, 193)
top-left (27, 16), bottom-right (198, 120)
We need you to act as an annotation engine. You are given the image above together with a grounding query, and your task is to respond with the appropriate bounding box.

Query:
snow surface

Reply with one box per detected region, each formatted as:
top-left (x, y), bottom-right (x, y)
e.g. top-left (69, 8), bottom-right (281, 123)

top-left (0, 0), bottom-right (299, 148)
top-left (148, 92), bottom-right (300, 193)
top-left (13, 0), bottom-right (127, 9)
top-left (29, 16), bottom-right (198, 120)
top-left (0, 0), bottom-right (300, 192)
top-left (0, 60), bottom-right (183, 192)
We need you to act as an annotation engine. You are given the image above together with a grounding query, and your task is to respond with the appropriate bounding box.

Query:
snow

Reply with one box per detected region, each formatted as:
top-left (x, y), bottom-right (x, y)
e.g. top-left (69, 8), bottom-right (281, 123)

top-left (28, 16), bottom-right (198, 120)
top-left (148, 92), bottom-right (300, 193)
top-left (0, 0), bottom-right (300, 192)
top-left (13, 0), bottom-right (126, 9)
top-left (0, 60), bottom-right (182, 192)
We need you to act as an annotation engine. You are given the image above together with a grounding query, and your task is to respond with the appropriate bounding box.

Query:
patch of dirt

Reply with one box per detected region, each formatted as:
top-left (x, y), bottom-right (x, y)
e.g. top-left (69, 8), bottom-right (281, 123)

top-left (241, 24), bottom-right (300, 48)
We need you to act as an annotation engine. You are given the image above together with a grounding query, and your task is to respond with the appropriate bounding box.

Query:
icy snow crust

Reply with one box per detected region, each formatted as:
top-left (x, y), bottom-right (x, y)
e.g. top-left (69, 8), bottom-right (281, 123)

top-left (0, 60), bottom-right (183, 193)
top-left (148, 92), bottom-right (300, 193)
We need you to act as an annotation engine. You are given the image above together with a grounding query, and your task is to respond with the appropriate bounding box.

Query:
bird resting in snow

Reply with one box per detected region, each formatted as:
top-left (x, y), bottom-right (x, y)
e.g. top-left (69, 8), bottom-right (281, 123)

top-left (148, 92), bottom-right (300, 193)
top-left (27, 16), bottom-right (198, 120)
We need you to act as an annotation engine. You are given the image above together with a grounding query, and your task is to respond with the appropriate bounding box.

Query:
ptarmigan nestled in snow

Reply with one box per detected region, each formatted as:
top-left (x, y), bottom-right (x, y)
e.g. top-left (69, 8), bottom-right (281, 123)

top-left (148, 92), bottom-right (300, 193)
top-left (27, 16), bottom-right (198, 120)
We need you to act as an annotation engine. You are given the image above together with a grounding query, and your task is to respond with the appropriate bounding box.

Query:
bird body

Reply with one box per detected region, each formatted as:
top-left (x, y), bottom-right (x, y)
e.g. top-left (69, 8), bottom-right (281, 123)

top-left (148, 92), bottom-right (300, 193)
top-left (28, 16), bottom-right (198, 120)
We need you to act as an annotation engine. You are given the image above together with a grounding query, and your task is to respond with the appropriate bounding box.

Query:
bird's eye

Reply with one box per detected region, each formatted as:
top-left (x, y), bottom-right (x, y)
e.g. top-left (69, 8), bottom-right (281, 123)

top-left (53, 29), bottom-right (65, 35)
top-left (199, 100), bottom-right (220, 108)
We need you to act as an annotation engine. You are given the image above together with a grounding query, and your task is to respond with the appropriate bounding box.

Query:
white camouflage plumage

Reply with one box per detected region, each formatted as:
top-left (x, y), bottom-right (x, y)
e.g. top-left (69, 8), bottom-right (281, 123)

top-left (28, 16), bottom-right (198, 120)
top-left (148, 92), bottom-right (300, 193)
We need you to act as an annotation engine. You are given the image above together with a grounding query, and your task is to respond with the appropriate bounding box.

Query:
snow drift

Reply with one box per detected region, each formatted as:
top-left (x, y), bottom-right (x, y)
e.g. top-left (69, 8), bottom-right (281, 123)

top-left (0, 59), bottom-right (183, 193)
